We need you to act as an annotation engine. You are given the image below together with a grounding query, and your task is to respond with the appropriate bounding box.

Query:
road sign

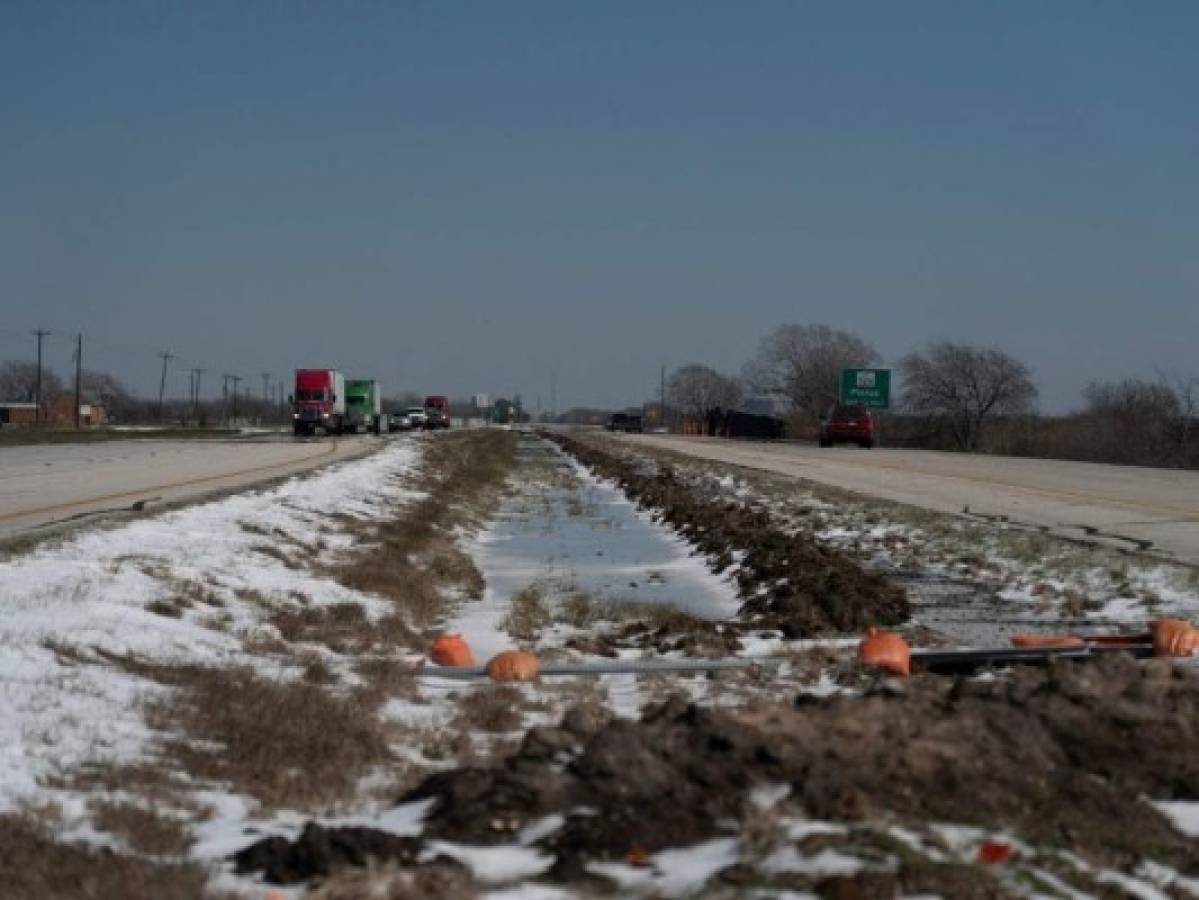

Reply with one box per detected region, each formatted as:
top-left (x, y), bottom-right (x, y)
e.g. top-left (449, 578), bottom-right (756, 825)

top-left (840, 368), bottom-right (892, 409)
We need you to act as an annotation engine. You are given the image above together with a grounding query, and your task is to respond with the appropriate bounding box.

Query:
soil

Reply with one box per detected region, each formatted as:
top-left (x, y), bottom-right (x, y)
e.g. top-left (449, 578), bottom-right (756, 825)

top-left (233, 822), bottom-right (459, 886)
top-left (402, 653), bottom-right (1199, 889)
top-left (551, 434), bottom-right (908, 637)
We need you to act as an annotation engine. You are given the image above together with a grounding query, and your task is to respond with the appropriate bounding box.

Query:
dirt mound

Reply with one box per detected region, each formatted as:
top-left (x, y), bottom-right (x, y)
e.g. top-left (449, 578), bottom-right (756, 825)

top-left (552, 434), bottom-right (907, 636)
top-left (408, 654), bottom-right (1199, 881)
top-left (234, 822), bottom-right (426, 884)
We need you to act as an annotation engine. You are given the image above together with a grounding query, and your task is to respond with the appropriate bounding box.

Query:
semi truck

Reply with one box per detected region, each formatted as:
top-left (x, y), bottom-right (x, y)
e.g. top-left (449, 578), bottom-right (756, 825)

top-left (292, 369), bottom-right (346, 436)
top-left (345, 379), bottom-right (384, 434)
top-left (424, 395), bottom-right (451, 430)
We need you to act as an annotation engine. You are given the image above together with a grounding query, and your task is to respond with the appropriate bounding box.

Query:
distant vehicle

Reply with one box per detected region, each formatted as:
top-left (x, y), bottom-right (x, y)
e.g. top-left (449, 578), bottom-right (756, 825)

top-left (388, 410), bottom-right (413, 431)
top-left (607, 412), bottom-right (643, 433)
top-left (292, 369), bottom-right (346, 436)
top-left (424, 395), bottom-right (451, 430)
top-left (819, 403), bottom-right (875, 448)
top-left (405, 406), bottom-right (428, 429)
top-left (344, 379), bottom-right (384, 434)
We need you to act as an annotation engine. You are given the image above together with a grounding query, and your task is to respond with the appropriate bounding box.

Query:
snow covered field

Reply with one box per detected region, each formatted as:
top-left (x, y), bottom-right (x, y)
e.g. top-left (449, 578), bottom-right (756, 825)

top-left (0, 439), bottom-right (424, 880)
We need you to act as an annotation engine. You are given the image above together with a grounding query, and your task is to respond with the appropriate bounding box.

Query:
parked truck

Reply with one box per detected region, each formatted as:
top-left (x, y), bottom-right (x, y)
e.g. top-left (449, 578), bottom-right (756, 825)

top-left (292, 369), bottom-right (346, 436)
top-left (424, 394), bottom-right (451, 430)
top-left (345, 379), bottom-right (384, 434)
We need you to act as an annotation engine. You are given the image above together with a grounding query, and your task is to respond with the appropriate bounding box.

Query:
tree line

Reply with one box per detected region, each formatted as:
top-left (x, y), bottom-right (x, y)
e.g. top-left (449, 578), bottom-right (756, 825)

top-left (664, 324), bottom-right (1199, 469)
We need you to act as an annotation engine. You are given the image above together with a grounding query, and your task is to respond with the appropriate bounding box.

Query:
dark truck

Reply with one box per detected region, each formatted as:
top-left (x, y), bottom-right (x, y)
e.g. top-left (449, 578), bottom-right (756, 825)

top-left (423, 395), bottom-right (451, 430)
top-left (607, 413), bottom-right (643, 433)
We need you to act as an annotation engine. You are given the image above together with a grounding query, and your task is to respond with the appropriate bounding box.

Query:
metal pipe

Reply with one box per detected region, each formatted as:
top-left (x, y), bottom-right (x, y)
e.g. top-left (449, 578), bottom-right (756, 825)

top-left (422, 657), bottom-right (783, 680)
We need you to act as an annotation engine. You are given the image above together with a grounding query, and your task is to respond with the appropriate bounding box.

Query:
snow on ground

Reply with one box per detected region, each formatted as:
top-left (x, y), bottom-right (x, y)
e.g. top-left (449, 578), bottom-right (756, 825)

top-left (424, 438), bottom-right (745, 722)
top-left (0, 438), bottom-right (422, 815)
top-left (603, 442), bottom-right (1199, 645)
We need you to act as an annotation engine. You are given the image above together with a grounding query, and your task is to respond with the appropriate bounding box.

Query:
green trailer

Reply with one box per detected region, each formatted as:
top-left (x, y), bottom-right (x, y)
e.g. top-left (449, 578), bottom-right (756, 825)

top-left (344, 379), bottom-right (384, 434)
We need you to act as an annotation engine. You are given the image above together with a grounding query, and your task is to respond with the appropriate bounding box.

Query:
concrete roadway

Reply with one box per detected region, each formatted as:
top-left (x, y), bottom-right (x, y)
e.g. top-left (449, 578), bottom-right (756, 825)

top-left (620, 435), bottom-right (1199, 566)
top-left (0, 434), bottom-right (382, 542)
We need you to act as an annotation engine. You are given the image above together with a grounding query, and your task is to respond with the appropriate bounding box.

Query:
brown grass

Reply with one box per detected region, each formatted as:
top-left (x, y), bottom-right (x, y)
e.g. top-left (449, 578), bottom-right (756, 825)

top-left (307, 860), bottom-right (477, 900)
top-left (0, 812), bottom-right (213, 900)
top-left (329, 430), bottom-right (515, 630)
top-left (502, 584), bottom-right (552, 642)
top-left (89, 799), bottom-right (195, 855)
top-left (143, 663), bottom-right (392, 810)
top-left (452, 685), bottom-right (526, 733)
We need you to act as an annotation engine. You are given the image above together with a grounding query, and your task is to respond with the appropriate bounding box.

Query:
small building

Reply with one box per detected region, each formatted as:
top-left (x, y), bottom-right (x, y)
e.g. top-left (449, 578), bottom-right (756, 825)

top-left (0, 403), bottom-right (38, 426)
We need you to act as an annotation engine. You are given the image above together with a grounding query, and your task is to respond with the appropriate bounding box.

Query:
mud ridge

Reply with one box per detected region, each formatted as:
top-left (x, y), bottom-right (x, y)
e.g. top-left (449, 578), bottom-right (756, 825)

top-left (550, 433), bottom-right (908, 636)
top-left (404, 654), bottom-right (1199, 886)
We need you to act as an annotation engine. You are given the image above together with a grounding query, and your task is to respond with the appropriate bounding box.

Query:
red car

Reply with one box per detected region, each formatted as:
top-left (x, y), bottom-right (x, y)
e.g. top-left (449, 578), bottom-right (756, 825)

top-left (819, 404), bottom-right (875, 448)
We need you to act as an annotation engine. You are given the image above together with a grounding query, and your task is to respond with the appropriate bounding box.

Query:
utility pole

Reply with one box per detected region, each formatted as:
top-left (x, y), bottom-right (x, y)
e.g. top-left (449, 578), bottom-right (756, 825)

top-left (231, 375), bottom-right (242, 422)
top-left (191, 368), bottom-right (205, 424)
top-left (221, 374), bottom-right (233, 425)
top-left (660, 364), bottom-right (667, 432)
top-left (32, 329), bottom-right (50, 424)
top-left (74, 334), bottom-right (82, 429)
top-left (261, 372), bottom-right (270, 401)
top-left (156, 352), bottom-right (174, 421)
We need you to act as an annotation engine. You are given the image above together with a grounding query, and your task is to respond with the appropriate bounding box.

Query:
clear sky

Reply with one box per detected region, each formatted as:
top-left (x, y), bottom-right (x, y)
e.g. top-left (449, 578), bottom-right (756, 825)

top-left (2, 1), bottom-right (1196, 412)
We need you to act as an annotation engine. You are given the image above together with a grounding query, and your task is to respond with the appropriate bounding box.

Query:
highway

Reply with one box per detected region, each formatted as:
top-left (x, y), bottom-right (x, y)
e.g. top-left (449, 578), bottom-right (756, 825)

top-left (622, 435), bottom-right (1199, 565)
top-left (0, 434), bottom-right (382, 542)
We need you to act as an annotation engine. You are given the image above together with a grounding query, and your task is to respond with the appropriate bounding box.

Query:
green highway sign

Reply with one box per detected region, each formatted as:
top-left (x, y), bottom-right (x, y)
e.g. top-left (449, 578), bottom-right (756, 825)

top-left (840, 368), bottom-right (892, 409)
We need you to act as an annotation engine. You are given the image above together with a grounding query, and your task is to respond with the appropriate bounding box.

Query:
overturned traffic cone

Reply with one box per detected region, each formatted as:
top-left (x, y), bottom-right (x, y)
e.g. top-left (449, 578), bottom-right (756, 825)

top-left (858, 627), bottom-right (911, 677)
top-left (1150, 619), bottom-right (1199, 658)
top-left (486, 650), bottom-right (540, 682)
top-left (430, 632), bottom-right (476, 667)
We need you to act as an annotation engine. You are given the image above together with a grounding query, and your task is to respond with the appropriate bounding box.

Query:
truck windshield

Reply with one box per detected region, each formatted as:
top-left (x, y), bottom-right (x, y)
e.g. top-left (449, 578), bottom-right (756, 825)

top-left (296, 390), bottom-right (327, 402)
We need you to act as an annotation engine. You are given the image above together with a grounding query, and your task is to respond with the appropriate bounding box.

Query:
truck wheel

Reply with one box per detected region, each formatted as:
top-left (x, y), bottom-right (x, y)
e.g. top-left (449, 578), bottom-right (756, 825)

top-left (293, 423), bottom-right (306, 437)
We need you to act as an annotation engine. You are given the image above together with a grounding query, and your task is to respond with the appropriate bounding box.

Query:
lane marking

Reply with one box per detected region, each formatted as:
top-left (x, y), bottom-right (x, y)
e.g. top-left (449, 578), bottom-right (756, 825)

top-left (0, 441), bottom-right (345, 525)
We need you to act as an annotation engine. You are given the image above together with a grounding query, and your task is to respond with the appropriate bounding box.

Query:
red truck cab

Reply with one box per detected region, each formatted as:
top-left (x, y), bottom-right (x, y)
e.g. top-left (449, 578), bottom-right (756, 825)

top-left (423, 395), bottom-right (450, 430)
top-left (293, 369), bottom-right (346, 436)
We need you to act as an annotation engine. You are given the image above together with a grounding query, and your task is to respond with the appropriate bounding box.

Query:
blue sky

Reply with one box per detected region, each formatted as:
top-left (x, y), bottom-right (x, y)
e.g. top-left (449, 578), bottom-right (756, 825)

top-left (2, 2), bottom-right (1197, 412)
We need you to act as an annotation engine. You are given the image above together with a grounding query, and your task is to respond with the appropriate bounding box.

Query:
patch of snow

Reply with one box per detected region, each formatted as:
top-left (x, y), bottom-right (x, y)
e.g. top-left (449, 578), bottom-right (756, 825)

top-left (519, 814), bottom-right (566, 846)
top-left (587, 837), bottom-right (740, 896)
top-left (760, 845), bottom-right (866, 878)
top-left (1151, 799), bottom-right (1199, 837)
top-left (425, 840), bottom-right (555, 883)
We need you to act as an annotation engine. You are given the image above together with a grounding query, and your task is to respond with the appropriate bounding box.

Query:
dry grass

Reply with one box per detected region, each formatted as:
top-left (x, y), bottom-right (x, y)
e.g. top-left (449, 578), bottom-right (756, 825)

top-left (503, 584), bottom-right (552, 642)
top-left (452, 685), bottom-right (526, 733)
top-left (142, 663), bottom-right (392, 810)
top-left (272, 600), bottom-right (376, 653)
top-left (307, 860), bottom-right (477, 900)
top-left (0, 812), bottom-right (213, 900)
top-left (354, 654), bottom-right (420, 703)
top-left (89, 799), bottom-right (195, 855)
top-left (329, 430), bottom-right (515, 629)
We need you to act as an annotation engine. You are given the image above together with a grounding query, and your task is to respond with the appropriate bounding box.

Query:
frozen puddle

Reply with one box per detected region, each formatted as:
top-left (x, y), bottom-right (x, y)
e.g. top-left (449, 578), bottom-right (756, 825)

top-left (450, 435), bottom-right (740, 664)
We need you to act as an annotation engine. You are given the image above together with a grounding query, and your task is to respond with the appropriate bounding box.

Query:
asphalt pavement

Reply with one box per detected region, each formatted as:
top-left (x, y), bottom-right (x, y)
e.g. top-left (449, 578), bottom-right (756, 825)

top-left (621, 435), bottom-right (1199, 565)
top-left (0, 433), bottom-right (384, 542)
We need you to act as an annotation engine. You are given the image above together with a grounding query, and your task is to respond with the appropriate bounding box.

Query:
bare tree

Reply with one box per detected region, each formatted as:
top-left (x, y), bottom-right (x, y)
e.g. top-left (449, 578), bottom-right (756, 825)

top-left (1082, 376), bottom-right (1188, 464)
top-left (900, 342), bottom-right (1037, 450)
top-left (667, 364), bottom-right (742, 419)
top-left (743, 324), bottom-right (879, 421)
top-left (0, 360), bottom-right (65, 404)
